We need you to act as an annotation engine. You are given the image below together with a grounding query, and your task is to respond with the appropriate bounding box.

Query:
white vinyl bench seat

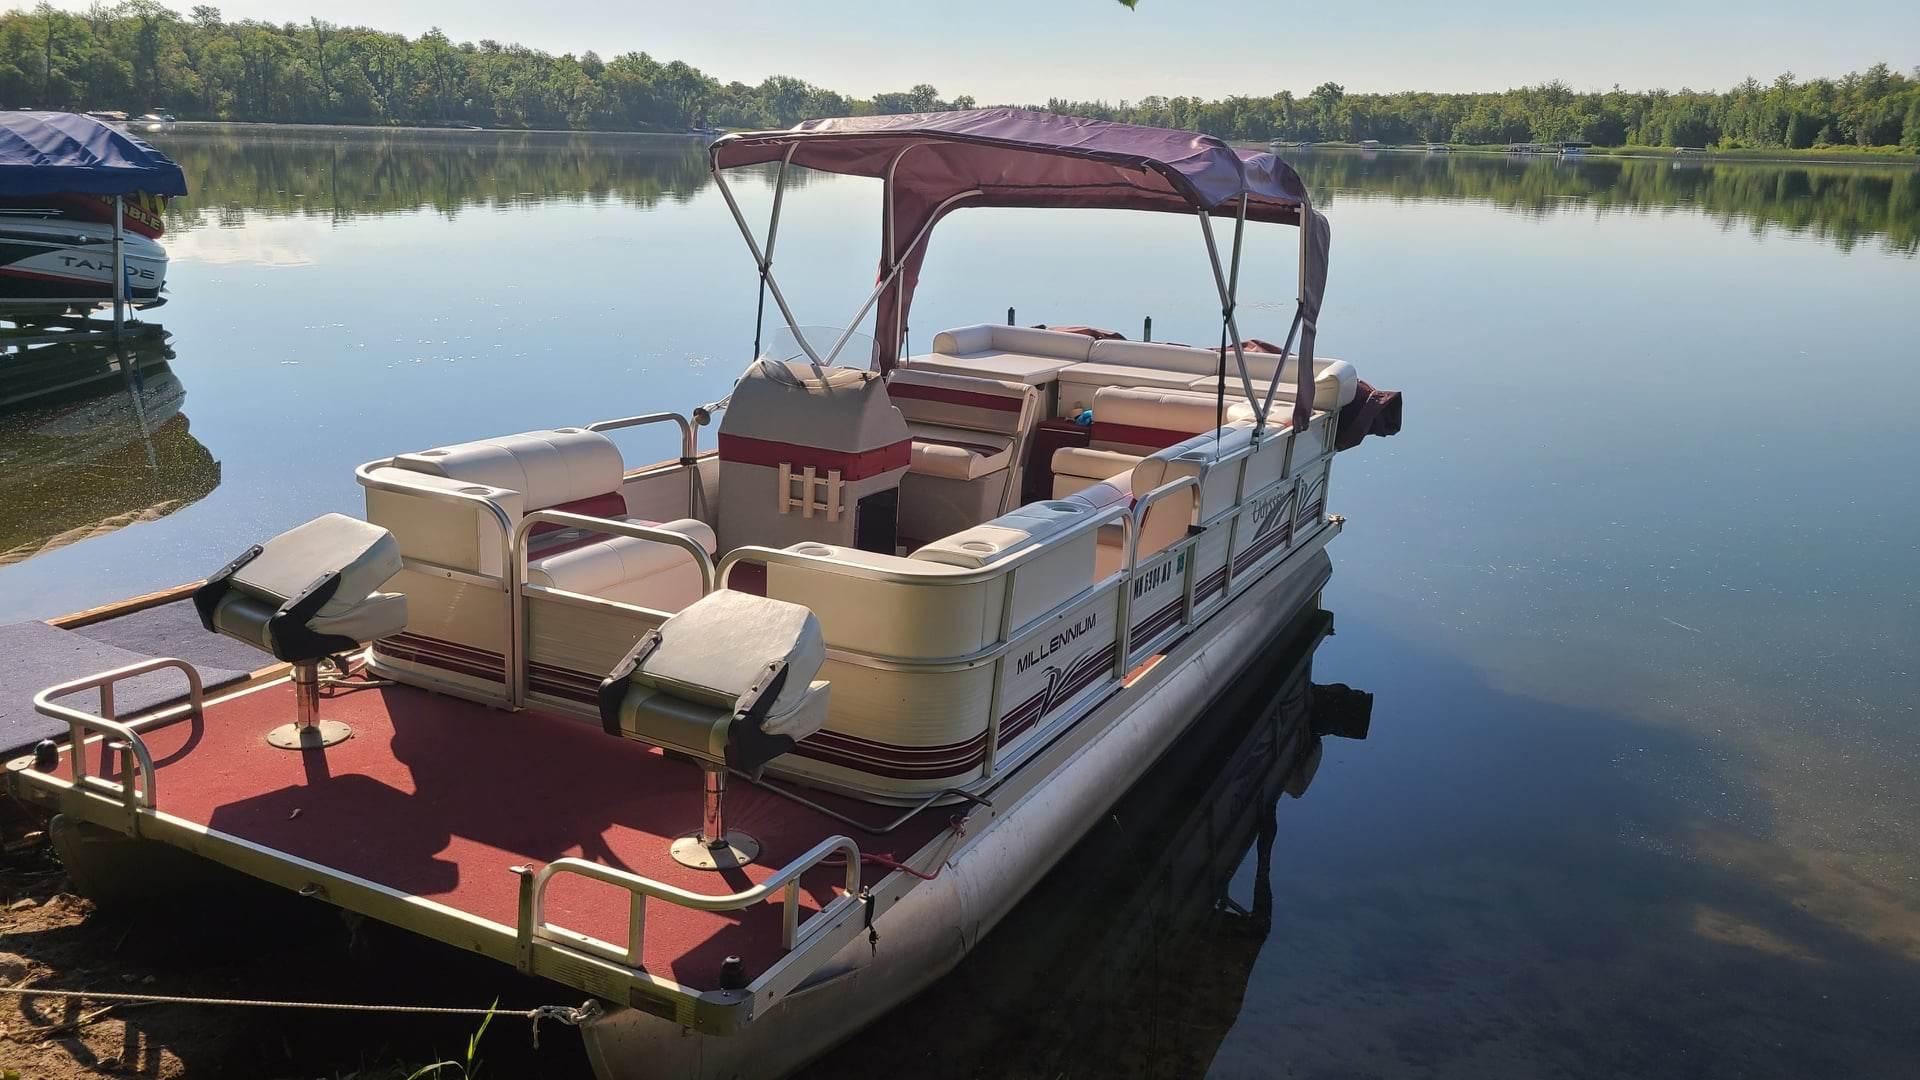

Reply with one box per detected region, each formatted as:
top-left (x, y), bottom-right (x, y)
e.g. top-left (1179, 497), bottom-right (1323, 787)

top-left (368, 426), bottom-right (714, 614)
top-left (888, 366), bottom-right (1041, 545)
top-left (903, 323), bottom-right (1096, 386)
top-left (907, 424), bottom-right (1013, 480)
top-left (1055, 361), bottom-right (1205, 414)
top-left (526, 517), bottom-right (716, 611)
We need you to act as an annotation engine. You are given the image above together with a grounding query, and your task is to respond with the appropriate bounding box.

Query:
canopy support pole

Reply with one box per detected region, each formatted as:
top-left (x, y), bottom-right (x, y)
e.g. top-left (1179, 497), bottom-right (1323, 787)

top-left (1292, 207), bottom-right (1317, 433)
top-left (750, 145), bottom-right (796, 364)
top-left (883, 146), bottom-right (919, 363)
top-left (1196, 206), bottom-right (1259, 421)
top-left (111, 196), bottom-right (126, 340)
top-left (712, 159), bottom-right (825, 372)
top-left (819, 189), bottom-right (981, 367)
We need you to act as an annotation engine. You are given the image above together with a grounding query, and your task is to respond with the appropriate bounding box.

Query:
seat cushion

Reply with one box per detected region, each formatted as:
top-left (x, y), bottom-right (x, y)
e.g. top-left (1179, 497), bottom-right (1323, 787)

top-left (1051, 446), bottom-right (1141, 489)
top-left (1059, 362), bottom-right (1204, 394)
top-left (934, 324), bottom-right (1096, 362)
top-left (905, 350), bottom-right (1079, 386)
top-left (231, 512), bottom-right (403, 615)
top-left (1086, 338), bottom-right (1224, 376)
top-left (908, 423), bottom-right (1013, 480)
top-left (890, 368), bottom-right (1034, 435)
top-left (526, 518), bottom-right (715, 611)
top-left (393, 428), bottom-right (624, 513)
top-left (638, 589), bottom-right (825, 717)
top-left (1185, 356), bottom-right (1358, 410)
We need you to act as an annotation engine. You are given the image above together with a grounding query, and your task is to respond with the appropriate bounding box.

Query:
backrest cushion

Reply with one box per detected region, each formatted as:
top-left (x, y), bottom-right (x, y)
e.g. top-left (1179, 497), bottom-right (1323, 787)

top-left (889, 369), bottom-right (1033, 435)
top-left (1087, 339), bottom-right (1224, 376)
top-left (1131, 423), bottom-right (1256, 496)
top-left (931, 324), bottom-right (1097, 362)
top-left (1091, 386), bottom-right (1231, 453)
top-left (394, 428), bottom-right (624, 514)
top-left (932, 324), bottom-right (993, 355)
top-left (988, 325), bottom-right (1097, 362)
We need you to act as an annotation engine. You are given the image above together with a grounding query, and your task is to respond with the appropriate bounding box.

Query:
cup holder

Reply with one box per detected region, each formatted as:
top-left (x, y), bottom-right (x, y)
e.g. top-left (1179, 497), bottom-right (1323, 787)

top-left (794, 543), bottom-right (834, 557)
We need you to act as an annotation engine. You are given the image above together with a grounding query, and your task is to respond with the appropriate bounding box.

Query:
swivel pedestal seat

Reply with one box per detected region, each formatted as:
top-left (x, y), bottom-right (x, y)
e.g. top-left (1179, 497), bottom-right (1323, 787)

top-left (192, 513), bottom-right (409, 750)
top-left (598, 590), bottom-right (831, 870)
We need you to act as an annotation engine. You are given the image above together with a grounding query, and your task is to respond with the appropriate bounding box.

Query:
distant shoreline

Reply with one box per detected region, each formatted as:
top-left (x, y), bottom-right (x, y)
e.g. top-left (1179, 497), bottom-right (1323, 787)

top-left (159, 119), bottom-right (707, 139)
top-left (1254, 140), bottom-right (1919, 167)
top-left (149, 122), bottom-right (1916, 167)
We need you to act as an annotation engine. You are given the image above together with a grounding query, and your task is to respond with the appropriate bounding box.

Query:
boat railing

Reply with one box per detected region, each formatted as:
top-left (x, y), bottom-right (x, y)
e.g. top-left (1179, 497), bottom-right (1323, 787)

top-left (31, 658), bottom-right (204, 832)
top-left (507, 509), bottom-right (717, 708)
top-left (354, 458), bottom-right (517, 590)
top-left (719, 501), bottom-right (1134, 779)
top-left (588, 411), bottom-right (697, 461)
top-left (588, 411), bottom-right (702, 528)
top-left (516, 834), bottom-right (863, 971)
top-left (1127, 475), bottom-right (1204, 663)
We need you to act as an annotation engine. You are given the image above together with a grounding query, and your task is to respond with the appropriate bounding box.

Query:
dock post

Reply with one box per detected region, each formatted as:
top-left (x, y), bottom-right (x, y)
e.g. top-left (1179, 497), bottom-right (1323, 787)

top-left (1007, 306), bottom-right (1015, 326)
top-left (1144, 315), bottom-right (1152, 341)
top-left (111, 196), bottom-right (126, 340)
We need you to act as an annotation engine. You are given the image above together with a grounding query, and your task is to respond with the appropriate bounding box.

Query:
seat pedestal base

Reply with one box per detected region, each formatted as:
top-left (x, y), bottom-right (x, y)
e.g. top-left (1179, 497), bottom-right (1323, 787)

top-left (264, 663), bottom-right (352, 750)
top-left (670, 831), bottom-right (761, 870)
top-left (669, 763), bottom-right (759, 869)
top-left (266, 719), bottom-right (353, 750)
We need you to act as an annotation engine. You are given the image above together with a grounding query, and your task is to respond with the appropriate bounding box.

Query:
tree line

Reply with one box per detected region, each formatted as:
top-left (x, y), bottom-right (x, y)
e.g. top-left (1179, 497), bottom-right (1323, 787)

top-left (1046, 70), bottom-right (1920, 150)
top-left (0, 2), bottom-right (971, 129)
top-left (0, 3), bottom-right (1914, 150)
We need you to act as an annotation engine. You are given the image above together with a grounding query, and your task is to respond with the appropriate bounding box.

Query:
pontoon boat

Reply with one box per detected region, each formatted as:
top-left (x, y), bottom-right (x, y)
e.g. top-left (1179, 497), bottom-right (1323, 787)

top-left (5, 109), bottom-right (1399, 1079)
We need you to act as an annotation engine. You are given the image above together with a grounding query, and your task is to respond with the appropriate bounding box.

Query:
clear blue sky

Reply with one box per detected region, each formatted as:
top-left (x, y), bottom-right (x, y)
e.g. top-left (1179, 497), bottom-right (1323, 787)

top-left (41, 0), bottom-right (1920, 102)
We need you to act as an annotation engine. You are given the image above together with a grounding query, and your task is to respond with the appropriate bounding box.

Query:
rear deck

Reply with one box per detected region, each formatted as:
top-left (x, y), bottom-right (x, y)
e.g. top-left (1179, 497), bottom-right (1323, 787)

top-left (39, 677), bottom-right (954, 990)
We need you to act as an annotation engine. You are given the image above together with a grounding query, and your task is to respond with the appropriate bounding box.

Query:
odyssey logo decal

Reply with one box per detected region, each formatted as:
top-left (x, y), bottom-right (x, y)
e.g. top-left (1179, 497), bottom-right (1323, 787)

top-left (1249, 488), bottom-right (1296, 540)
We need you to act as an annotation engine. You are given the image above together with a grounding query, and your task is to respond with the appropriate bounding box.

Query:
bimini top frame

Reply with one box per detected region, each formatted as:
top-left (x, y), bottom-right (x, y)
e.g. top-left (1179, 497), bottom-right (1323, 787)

top-left (708, 107), bottom-right (1334, 433)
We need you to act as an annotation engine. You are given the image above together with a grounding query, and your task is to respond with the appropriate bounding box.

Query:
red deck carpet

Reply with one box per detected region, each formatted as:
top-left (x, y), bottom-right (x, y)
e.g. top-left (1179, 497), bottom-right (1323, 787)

top-left (78, 681), bottom-right (950, 988)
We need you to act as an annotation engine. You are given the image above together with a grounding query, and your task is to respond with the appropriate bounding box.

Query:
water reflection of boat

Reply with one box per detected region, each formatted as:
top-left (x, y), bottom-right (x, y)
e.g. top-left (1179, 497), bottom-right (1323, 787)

top-left (806, 605), bottom-right (1365, 1077)
top-left (0, 330), bottom-right (220, 566)
top-left (0, 324), bottom-right (171, 410)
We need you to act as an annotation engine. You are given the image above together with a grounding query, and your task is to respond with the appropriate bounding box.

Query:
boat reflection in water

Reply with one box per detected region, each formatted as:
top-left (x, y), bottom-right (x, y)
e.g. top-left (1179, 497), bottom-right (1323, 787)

top-left (0, 326), bottom-right (220, 566)
top-left (802, 605), bottom-right (1369, 1079)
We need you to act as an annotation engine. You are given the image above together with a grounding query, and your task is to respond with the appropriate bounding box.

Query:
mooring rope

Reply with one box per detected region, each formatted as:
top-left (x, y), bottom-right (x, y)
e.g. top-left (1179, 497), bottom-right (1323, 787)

top-left (0, 985), bottom-right (601, 1046)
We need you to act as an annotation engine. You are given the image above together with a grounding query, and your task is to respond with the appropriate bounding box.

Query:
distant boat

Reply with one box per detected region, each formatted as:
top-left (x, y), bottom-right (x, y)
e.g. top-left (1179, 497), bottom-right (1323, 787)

top-left (1426, 143), bottom-right (1451, 153)
top-left (134, 112), bottom-right (175, 134)
top-left (1506, 142), bottom-right (1553, 154)
top-left (1560, 142), bottom-right (1591, 156)
top-left (0, 112), bottom-right (186, 316)
top-left (1674, 146), bottom-right (1707, 155)
top-left (1359, 139), bottom-right (1382, 150)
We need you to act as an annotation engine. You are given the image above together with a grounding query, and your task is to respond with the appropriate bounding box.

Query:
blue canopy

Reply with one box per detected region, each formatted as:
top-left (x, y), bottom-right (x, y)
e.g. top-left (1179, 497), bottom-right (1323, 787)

top-left (0, 111), bottom-right (187, 198)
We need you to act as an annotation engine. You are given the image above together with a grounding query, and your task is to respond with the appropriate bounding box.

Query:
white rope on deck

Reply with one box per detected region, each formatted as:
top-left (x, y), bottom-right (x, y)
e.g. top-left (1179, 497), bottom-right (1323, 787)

top-left (0, 985), bottom-right (601, 1045)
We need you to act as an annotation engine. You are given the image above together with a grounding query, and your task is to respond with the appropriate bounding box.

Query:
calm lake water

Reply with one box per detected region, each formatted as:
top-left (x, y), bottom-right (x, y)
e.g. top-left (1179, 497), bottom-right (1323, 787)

top-left (3, 126), bottom-right (1918, 1077)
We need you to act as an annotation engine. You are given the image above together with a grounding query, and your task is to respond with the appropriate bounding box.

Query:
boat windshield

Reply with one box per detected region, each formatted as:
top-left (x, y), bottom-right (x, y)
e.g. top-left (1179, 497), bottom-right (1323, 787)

top-left (755, 325), bottom-right (875, 370)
